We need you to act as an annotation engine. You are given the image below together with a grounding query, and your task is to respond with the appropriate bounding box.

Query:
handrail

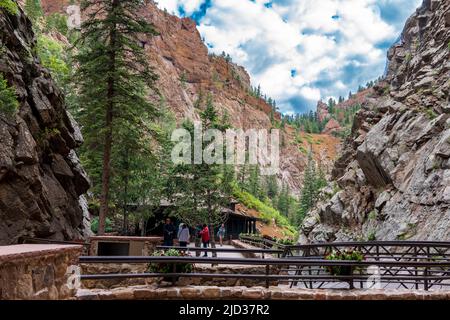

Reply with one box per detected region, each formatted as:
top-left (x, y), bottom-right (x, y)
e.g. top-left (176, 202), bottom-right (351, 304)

top-left (286, 241), bottom-right (450, 249)
top-left (79, 255), bottom-right (450, 267)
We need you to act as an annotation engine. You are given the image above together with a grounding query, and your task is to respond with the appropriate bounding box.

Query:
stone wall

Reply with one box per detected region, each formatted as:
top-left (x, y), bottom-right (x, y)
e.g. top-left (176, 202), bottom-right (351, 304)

top-left (81, 264), bottom-right (279, 289)
top-left (0, 244), bottom-right (83, 300)
top-left (76, 284), bottom-right (450, 300)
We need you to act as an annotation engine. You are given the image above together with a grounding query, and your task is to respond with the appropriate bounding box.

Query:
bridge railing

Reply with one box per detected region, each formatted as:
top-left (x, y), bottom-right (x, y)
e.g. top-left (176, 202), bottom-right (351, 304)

top-left (79, 252), bottom-right (450, 290)
top-left (283, 241), bottom-right (450, 260)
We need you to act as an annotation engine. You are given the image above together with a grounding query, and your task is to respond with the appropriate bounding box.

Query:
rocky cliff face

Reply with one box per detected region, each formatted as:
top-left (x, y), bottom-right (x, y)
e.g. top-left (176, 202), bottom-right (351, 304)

top-left (300, 0), bottom-right (450, 242)
top-left (0, 6), bottom-right (91, 244)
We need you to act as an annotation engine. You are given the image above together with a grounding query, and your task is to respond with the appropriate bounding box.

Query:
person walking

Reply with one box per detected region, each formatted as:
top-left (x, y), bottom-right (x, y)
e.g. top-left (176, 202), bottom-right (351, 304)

top-left (199, 224), bottom-right (210, 257)
top-left (217, 223), bottom-right (226, 246)
top-left (163, 218), bottom-right (175, 246)
top-left (177, 223), bottom-right (190, 247)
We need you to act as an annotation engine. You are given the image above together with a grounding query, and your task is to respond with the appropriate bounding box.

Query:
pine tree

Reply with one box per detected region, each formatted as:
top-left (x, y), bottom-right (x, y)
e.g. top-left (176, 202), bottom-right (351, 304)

top-left (277, 183), bottom-right (290, 216)
top-left (296, 148), bottom-right (324, 225)
top-left (24, 0), bottom-right (43, 25)
top-left (75, 0), bottom-right (159, 235)
top-left (265, 175), bottom-right (278, 199)
top-left (169, 96), bottom-right (232, 253)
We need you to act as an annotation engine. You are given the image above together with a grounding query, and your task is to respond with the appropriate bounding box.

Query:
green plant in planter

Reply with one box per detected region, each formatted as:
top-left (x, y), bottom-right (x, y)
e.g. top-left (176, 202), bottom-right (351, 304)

top-left (148, 249), bottom-right (193, 282)
top-left (325, 250), bottom-right (365, 276)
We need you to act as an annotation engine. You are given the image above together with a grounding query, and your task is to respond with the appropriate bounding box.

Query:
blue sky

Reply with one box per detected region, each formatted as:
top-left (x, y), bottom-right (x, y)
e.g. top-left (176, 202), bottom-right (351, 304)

top-left (157, 0), bottom-right (422, 114)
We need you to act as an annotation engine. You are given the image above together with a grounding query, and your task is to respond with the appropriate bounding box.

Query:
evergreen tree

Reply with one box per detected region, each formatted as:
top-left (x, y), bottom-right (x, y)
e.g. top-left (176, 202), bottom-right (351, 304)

top-left (277, 183), bottom-right (290, 216)
top-left (169, 96), bottom-right (232, 252)
top-left (296, 148), bottom-right (325, 225)
top-left (265, 175), bottom-right (279, 200)
top-left (24, 0), bottom-right (43, 25)
top-left (74, 0), bottom-right (159, 235)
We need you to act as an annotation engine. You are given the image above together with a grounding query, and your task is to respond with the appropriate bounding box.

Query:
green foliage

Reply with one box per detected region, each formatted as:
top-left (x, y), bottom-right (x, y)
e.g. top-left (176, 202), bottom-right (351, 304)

top-left (296, 150), bottom-right (326, 225)
top-left (0, 0), bottom-right (19, 15)
top-left (425, 108), bottom-right (437, 120)
top-left (90, 216), bottom-right (113, 233)
top-left (179, 71), bottom-right (187, 88)
top-left (325, 250), bottom-right (365, 276)
top-left (275, 237), bottom-right (295, 245)
top-left (232, 183), bottom-right (295, 235)
top-left (24, 0), bottom-right (43, 24)
top-left (168, 97), bottom-right (233, 232)
top-left (148, 249), bottom-right (193, 274)
top-left (36, 34), bottom-right (69, 84)
top-left (0, 73), bottom-right (19, 116)
top-left (74, 0), bottom-right (160, 234)
top-left (405, 52), bottom-right (412, 63)
top-left (44, 13), bottom-right (69, 36)
top-left (368, 210), bottom-right (377, 221)
top-left (367, 230), bottom-right (377, 241)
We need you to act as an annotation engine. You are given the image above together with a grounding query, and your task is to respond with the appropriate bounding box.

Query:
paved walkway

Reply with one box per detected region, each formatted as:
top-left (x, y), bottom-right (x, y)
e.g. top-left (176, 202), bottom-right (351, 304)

top-left (186, 243), bottom-right (246, 258)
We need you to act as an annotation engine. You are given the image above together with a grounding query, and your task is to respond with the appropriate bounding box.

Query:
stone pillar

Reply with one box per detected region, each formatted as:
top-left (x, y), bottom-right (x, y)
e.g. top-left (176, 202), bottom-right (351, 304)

top-left (0, 244), bottom-right (83, 300)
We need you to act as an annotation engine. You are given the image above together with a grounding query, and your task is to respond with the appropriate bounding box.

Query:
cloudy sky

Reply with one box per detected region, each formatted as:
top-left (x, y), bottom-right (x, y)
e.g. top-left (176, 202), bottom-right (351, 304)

top-left (156, 0), bottom-right (422, 114)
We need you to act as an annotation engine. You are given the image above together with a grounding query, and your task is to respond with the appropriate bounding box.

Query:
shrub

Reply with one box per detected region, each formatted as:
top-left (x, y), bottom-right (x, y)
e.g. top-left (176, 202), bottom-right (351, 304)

top-left (36, 34), bottom-right (69, 84)
top-left (90, 216), bottom-right (113, 233)
top-left (45, 13), bottom-right (69, 36)
top-left (0, 73), bottom-right (19, 116)
top-left (325, 250), bottom-right (365, 276)
top-left (0, 0), bottom-right (19, 15)
top-left (148, 249), bottom-right (193, 277)
top-left (367, 231), bottom-right (377, 241)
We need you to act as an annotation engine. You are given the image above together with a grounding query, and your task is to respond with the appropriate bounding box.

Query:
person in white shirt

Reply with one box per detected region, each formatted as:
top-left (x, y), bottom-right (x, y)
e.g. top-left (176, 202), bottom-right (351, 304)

top-left (177, 223), bottom-right (190, 247)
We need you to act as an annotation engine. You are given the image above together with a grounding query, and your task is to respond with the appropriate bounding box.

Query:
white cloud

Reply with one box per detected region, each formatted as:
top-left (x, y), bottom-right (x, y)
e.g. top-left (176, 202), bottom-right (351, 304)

top-left (157, 0), bottom-right (422, 113)
top-left (157, 0), bottom-right (204, 15)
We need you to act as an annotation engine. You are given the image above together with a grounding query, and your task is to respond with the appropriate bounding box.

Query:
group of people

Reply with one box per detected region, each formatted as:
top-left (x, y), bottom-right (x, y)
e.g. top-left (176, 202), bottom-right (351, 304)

top-left (163, 218), bottom-right (227, 257)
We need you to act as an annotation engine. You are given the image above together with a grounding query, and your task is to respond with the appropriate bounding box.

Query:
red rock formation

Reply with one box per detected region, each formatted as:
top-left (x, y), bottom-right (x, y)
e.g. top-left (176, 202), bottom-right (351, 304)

top-left (323, 118), bottom-right (341, 135)
top-left (317, 101), bottom-right (330, 123)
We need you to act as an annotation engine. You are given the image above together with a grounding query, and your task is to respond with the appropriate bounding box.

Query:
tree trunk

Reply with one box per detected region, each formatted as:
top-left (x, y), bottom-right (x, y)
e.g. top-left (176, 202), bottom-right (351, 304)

top-left (98, 104), bottom-right (113, 235)
top-left (98, 0), bottom-right (118, 235)
top-left (122, 148), bottom-right (130, 235)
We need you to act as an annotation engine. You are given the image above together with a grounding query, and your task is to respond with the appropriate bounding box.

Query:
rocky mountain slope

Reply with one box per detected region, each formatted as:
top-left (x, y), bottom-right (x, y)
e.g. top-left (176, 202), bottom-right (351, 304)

top-left (39, 0), bottom-right (340, 196)
top-left (0, 5), bottom-right (91, 244)
top-left (300, 0), bottom-right (450, 242)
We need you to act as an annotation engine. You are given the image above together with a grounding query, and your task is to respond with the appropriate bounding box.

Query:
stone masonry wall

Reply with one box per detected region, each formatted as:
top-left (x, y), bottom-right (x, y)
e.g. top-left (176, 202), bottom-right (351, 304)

top-left (81, 264), bottom-right (279, 289)
top-left (77, 284), bottom-right (450, 300)
top-left (0, 244), bottom-right (83, 300)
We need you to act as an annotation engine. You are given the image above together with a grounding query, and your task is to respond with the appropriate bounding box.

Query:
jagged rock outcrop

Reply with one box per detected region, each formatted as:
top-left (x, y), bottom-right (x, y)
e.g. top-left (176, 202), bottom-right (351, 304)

top-left (323, 118), bottom-right (341, 135)
top-left (0, 6), bottom-right (91, 244)
top-left (300, 0), bottom-right (450, 242)
top-left (317, 101), bottom-right (330, 123)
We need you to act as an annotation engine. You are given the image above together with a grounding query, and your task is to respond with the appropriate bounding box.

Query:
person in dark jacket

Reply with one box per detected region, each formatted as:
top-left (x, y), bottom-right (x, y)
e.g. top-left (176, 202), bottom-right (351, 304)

top-left (163, 218), bottom-right (175, 246)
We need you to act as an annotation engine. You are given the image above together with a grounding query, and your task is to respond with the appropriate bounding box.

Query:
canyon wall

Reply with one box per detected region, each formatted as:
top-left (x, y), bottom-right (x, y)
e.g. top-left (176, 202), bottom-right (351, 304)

top-left (0, 5), bottom-right (91, 244)
top-left (300, 0), bottom-right (450, 242)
